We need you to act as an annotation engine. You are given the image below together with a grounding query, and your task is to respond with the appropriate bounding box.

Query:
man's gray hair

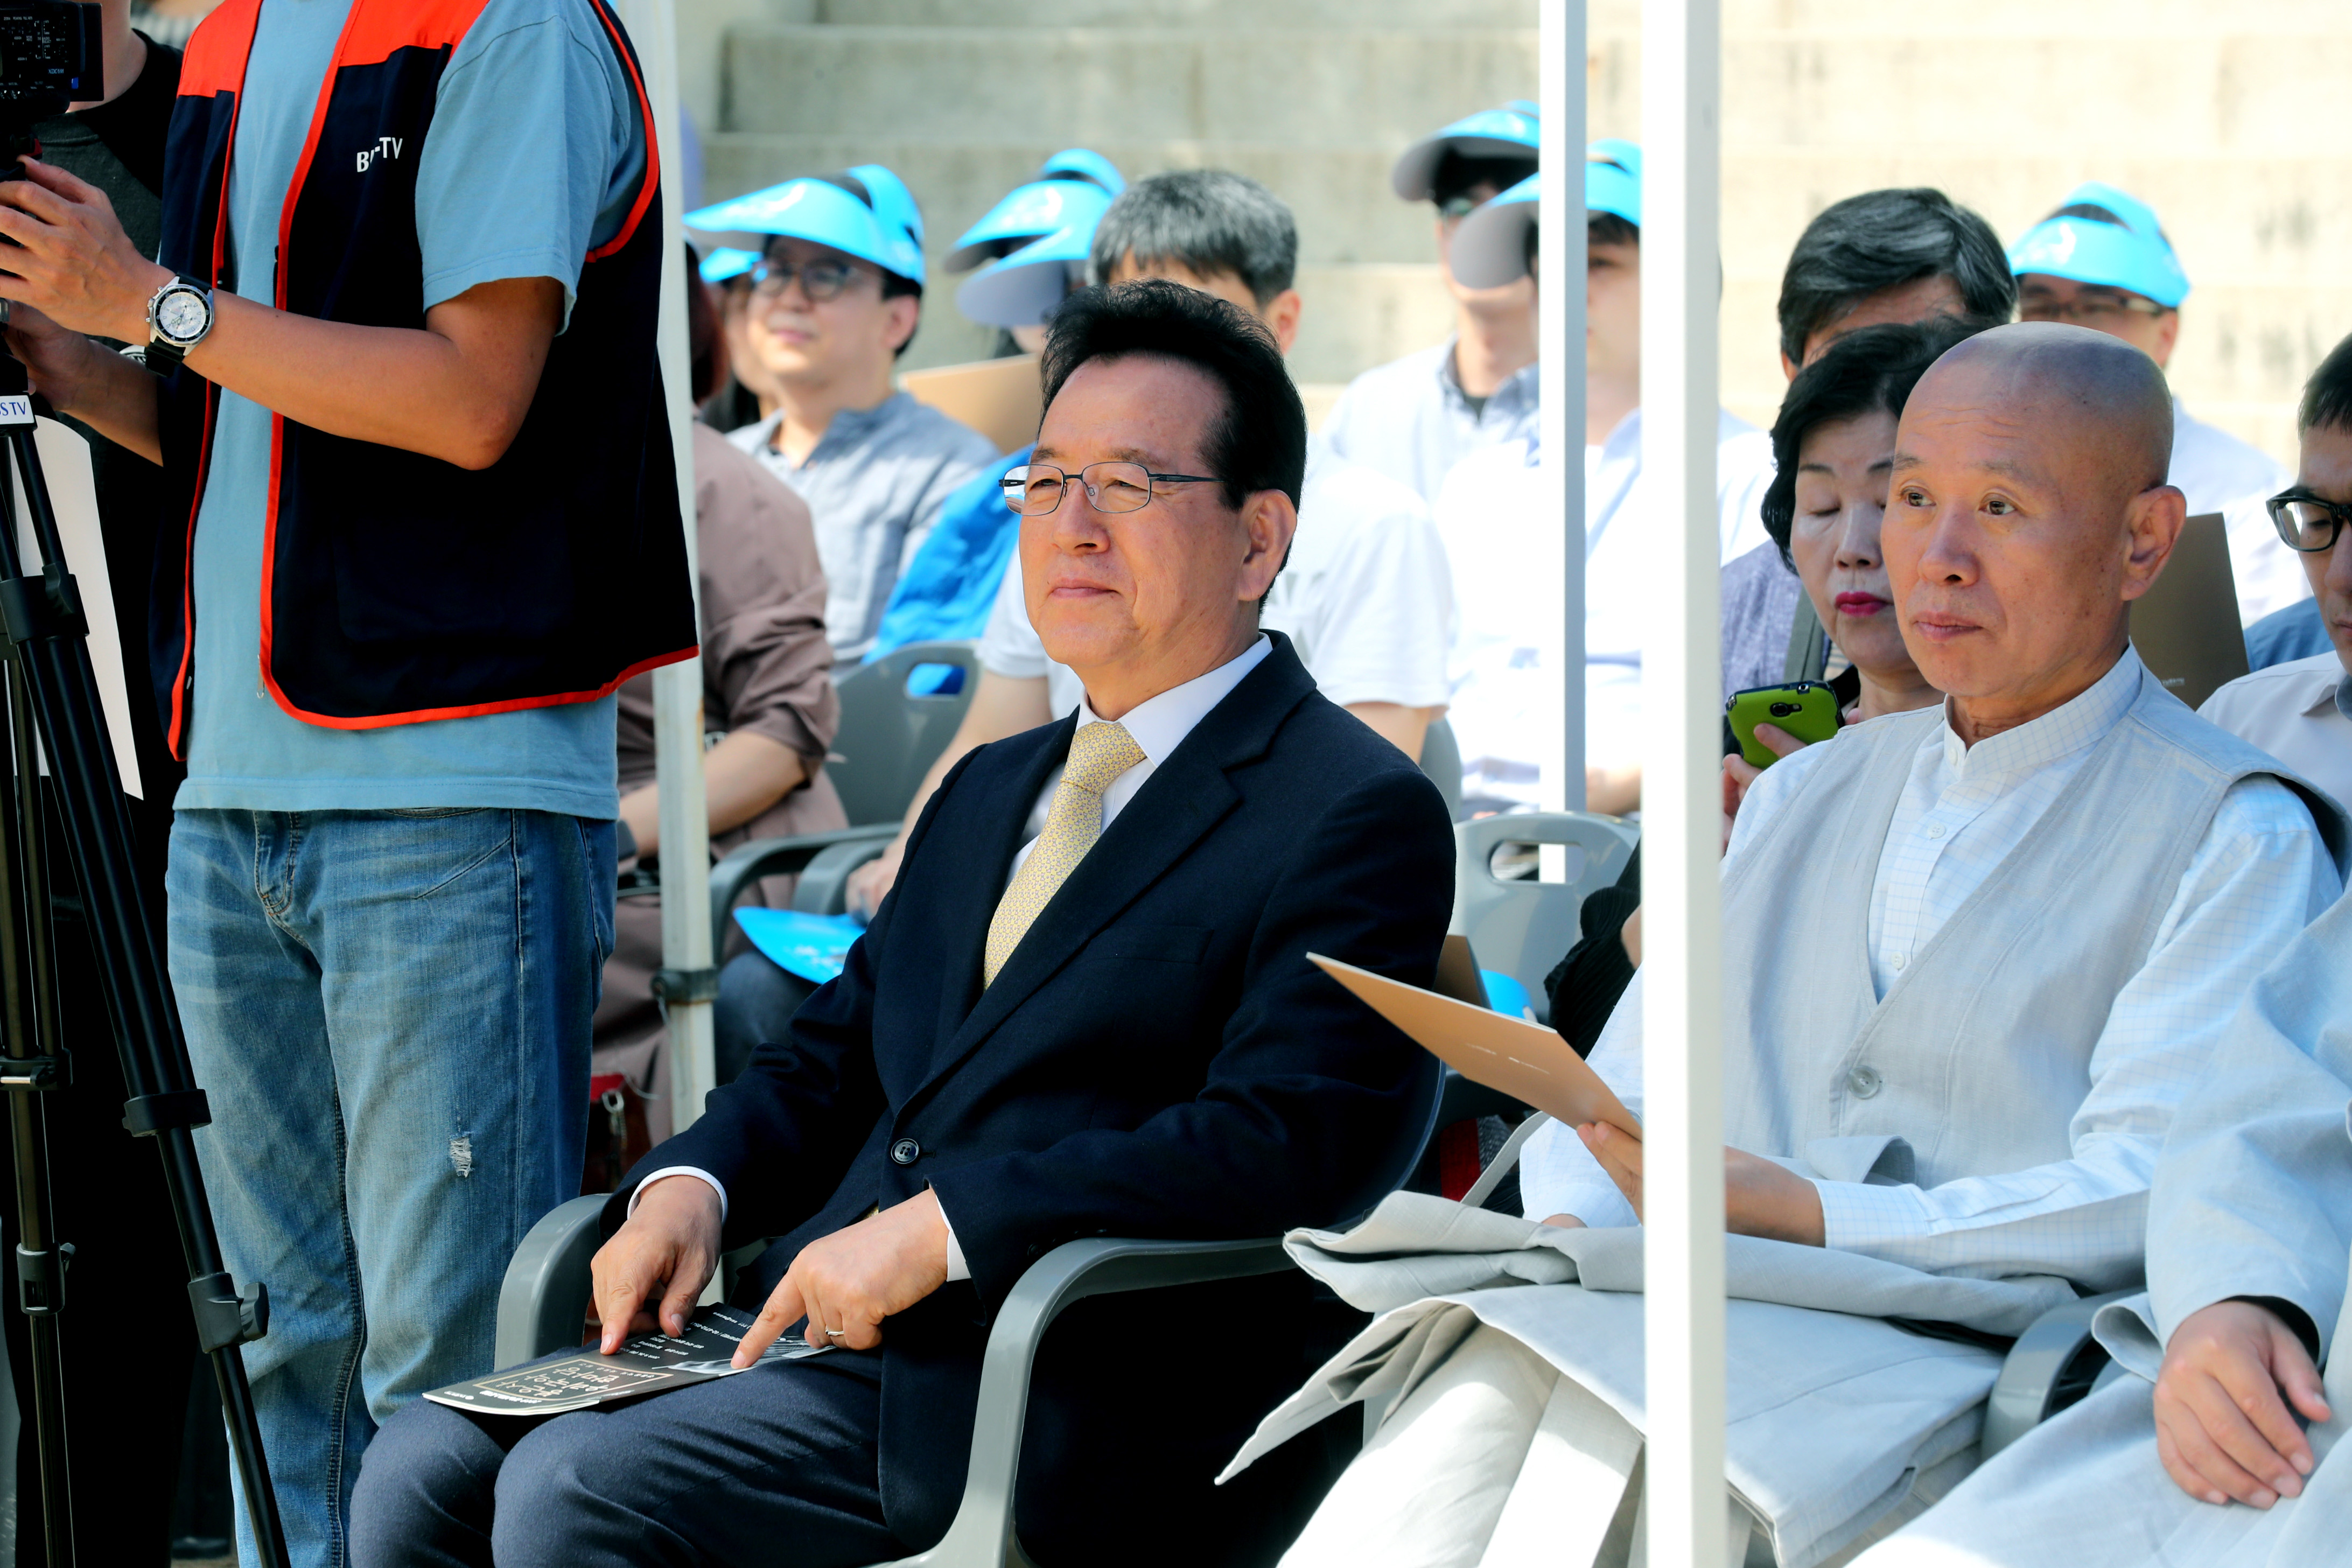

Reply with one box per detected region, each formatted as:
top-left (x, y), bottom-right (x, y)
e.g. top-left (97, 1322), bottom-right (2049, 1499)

top-left (1088, 170), bottom-right (1298, 306)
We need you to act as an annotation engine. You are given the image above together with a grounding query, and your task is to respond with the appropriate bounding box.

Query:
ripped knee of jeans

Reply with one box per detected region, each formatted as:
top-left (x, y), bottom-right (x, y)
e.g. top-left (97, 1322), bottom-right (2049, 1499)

top-left (449, 1132), bottom-right (475, 1178)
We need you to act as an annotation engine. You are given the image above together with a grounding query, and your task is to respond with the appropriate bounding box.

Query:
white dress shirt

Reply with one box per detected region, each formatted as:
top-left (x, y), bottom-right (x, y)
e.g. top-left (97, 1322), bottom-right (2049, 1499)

top-left (1522, 647), bottom-right (2343, 1273)
top-left (2200, 650), bottom-right (2352, 816)
top-left (978, 450), bottom-right (1452, 719)
top-left (1433, 410), bottom-right (1777, 807)
top-left (635, 637), bottom-right (1275, 1284)
top-left (1314, 338), bottom-right (1542, 505)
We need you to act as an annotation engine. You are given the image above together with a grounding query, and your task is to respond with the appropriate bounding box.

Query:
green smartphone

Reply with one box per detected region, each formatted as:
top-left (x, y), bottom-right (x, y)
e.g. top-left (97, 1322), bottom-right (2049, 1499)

top-left (1725, 681), bottom-right (1840, 768)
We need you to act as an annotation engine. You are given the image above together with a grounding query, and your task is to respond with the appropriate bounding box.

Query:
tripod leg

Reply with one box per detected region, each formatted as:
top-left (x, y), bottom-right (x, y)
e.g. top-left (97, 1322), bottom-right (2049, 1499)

top-left (0, 655), bottom-right (73, 1568)
top-left (0, 425), bottom-right (288, 1568)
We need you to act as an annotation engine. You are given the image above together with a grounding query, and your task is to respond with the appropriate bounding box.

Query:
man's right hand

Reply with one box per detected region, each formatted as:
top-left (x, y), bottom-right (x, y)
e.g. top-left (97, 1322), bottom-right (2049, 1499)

top-left (590, 1175), bottom-right (723, 1354)
top-left (2154, 1299), bottom-right (2330, 1509)
top-left (845, 838), bottom-right (906, 922)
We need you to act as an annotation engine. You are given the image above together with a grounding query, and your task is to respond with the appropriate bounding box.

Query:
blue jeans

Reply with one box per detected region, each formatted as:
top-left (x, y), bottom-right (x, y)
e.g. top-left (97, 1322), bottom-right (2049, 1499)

top-left (169, 809), bottom-right (615, 1568)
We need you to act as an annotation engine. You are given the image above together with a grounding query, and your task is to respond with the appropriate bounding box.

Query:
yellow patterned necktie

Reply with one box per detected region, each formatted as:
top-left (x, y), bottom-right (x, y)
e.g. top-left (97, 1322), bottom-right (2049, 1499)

top-left (983, 719), bottom-right (1147, 986)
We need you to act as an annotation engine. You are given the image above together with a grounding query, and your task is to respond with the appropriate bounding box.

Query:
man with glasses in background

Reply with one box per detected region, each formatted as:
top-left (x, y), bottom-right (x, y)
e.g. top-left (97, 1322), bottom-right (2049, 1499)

top-left (1315, 102), bottom-right (1540, 503)
top-left (2010, 182), bottom-right (2304, 627)
top-left (2199, 335), bottom-right (2352, 816)
top-left (690, 169), bottom-right (997, 659)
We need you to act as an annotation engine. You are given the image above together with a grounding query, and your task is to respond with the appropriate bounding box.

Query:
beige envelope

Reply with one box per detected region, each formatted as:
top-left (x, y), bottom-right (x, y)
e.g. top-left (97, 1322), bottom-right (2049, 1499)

top-left (1307, 952), bottom-right (1642, 1139)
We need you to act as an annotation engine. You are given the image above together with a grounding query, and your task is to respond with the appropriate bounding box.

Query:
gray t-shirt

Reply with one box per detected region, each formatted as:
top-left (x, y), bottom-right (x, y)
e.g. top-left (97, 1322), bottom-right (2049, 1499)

top-left (730, 393), bottom-right (996, 660)
top-left (177, 0), bottom-right (645, 818)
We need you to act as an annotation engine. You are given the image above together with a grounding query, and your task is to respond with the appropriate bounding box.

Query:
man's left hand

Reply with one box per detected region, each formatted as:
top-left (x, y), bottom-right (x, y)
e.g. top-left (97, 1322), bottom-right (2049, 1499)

top-left (0, 159), bottom-right (170, 344)
top-left (1578, 1122), bottom-right (1827, 1246)
top-left (733, 1189), bottom-right (952, 1365)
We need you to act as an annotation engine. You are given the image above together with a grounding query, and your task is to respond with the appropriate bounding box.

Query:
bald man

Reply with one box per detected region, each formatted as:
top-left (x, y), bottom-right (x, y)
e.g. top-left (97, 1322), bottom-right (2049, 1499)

top-left (1235, 323), bottom-right (2349, 1568)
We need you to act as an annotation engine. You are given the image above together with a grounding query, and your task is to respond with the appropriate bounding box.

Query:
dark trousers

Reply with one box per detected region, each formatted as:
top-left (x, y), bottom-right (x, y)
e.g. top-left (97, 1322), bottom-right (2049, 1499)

top-left (713, 950), bottom-right (815, 1087)
top-left (349, 1350), bottom-right (909, 1568)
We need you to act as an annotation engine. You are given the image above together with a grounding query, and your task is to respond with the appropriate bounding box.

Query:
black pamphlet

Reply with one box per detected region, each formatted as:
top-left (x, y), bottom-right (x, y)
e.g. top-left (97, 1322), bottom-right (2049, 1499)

top-left (424, 1304), bottom-right (830, 1417)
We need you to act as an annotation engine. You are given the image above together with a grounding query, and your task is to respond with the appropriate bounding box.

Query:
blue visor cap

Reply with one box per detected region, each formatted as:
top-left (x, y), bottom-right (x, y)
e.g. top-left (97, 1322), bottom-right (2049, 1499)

top-left (683, 177), bottom-right (927, 285)
top-left (698, 246), bottom-right (761, 284)
top-left (847, 164), bottom-right (925, 247)
top-left (1039, 148), bottom-right (1125, 199)
top-left (1451, 172), bottom-right (1539, 289)
top-left (957, 219), bottom-right (1095, 328)
top-left (1585, 138), bottom-right (1641, 228)
top-left (1391, 100), bottom-right (1541, 201)
top-left (948, 179), bottom-right (1114, 274)
top-left (2007, 181), bottom-right (2187, 307)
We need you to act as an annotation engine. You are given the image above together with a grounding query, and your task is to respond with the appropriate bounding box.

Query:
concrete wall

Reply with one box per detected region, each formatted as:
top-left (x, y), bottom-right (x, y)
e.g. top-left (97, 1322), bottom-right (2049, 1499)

top-left (682, 0), bottom-right (2351, 467)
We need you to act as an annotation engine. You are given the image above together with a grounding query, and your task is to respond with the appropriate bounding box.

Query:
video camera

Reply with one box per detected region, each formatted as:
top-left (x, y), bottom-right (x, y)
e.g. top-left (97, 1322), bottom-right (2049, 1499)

top-left (0, 1), bottom-right (99, 125)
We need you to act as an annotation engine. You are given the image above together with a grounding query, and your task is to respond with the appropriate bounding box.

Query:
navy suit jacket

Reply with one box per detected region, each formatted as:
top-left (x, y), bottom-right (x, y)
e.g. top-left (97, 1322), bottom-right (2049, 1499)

top-left (615, 634), bottom-right (1454, 1558)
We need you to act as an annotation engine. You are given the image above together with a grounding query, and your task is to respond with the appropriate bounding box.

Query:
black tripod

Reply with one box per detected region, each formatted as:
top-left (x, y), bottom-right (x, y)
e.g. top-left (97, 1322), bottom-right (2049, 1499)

top-left (0, 348), bottom-right (290, 1568)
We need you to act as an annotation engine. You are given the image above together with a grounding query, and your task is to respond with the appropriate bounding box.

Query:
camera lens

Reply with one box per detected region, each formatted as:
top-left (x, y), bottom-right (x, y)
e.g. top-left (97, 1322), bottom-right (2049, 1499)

top-left (1769, 701), bottom-right (1799, 718)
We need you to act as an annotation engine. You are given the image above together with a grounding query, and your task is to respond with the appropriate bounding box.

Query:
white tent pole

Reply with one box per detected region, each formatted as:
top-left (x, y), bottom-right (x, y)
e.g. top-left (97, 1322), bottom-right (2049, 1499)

top-left (1640, 0), bottom-right (1728, 1564)
top-left (1539, 0), bottom-right (1587, 816)
top-left (620, 0), bottom-right (717, 1131)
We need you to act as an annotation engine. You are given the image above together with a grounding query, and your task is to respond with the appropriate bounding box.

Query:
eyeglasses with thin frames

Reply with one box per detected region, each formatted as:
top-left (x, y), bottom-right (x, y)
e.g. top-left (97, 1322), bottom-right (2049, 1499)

top-left (2015, 290), bottom-right (2171, 327)
top-left (999, 461), bottom-right (1223, 517)
top-left (2268, 489), bottom-right (2352, 554)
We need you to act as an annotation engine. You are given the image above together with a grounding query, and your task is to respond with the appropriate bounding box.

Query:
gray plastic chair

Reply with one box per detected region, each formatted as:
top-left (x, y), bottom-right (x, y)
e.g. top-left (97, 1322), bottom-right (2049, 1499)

top-left (493, 1041), bottom-right (1445, 1568)
top-left (829, 641), bottom-right (983, 828)
top-left (1418, 716), bottom-right (1466, 822)
top-left (1451, 813), bottom-right (1640, 1025)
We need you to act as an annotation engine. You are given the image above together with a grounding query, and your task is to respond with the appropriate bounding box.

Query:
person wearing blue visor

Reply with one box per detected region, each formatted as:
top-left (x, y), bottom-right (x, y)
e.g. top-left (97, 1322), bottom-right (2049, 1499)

top-left (689, 170), bottom-right (998, 660)
top-left (1422, 148), bottom-right (1777, 816)
top-left (1317, 101), bottom-right (1541, 503)
top-left (2012, 183), bottom-right (2299, 628)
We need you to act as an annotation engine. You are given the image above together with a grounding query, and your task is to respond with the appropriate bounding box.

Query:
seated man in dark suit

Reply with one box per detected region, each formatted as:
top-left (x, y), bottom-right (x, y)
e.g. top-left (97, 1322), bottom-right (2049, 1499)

top-left (349, 279), bottom-right (1458, 1568)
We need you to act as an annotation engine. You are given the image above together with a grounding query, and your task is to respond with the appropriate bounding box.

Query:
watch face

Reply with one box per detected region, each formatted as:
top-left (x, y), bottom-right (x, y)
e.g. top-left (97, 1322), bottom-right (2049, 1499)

top-left (157, 289), bottom-right (207, 342)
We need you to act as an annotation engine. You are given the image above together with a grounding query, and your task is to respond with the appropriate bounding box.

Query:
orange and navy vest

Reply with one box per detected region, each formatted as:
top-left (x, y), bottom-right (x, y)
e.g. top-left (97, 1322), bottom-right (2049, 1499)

top-left (152, 0), bottom-right (696, 754)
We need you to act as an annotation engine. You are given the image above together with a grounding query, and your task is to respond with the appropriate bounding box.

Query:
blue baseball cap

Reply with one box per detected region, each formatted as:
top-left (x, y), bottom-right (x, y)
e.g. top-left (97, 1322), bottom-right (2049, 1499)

top-left (949, 178), bottom-right (1115, 274)
top-left (957, 215), bottom-right (1096, 329)
top-left (697, 246), bottom-right (760, 285)
top-left (1450, 172), bottom-right (1539, 290)
top-left (2007, 181), bottom-right (2188, 309)
top-left (684, 174), bottom-right (927, 285)
top-left (1391, 101), bottom-right (1541, 201)
top-left (1584, 139), bottom-right (1641, 228)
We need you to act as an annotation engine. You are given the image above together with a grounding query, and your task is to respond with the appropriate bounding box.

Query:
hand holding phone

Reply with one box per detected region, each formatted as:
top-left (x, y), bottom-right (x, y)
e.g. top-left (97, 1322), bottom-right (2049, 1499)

top-left (1725, 682), bottom-right (1840, 768)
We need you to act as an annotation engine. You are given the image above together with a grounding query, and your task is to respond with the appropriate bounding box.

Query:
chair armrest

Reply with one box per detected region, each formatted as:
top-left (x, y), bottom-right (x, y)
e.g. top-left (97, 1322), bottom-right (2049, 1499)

top-left (493, 1195), bottom-right (608, 1370)
top-left (708, 823), bottom-right (900, 939)
top-left (876, 1236), bottom-right (1292, 1568)
top-left (791, 835), bottom-right (898, 916)
top-left (1980, 1287), bottom-right (2138, 1459)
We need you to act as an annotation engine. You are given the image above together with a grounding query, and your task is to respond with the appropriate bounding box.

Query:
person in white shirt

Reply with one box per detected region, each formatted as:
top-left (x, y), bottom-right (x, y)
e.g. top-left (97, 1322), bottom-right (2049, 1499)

top-left (2010, 180), bottom-right (2300, 625)
top-left (1244, 323), bottom-right (2346, 1568)
top-left (1315, 102), bottom-right (1541, 503)
top-left (1434, 151), bottom-right (1776, 814)
top-left (2200, 334), bottom-right (2352, 814)
top-left (838, 170), bottom-right (1454, 921)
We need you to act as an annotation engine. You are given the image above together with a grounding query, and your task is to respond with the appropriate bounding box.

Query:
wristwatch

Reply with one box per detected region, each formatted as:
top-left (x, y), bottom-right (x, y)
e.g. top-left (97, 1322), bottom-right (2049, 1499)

top-left (144, 274), bottom-right (215, 371)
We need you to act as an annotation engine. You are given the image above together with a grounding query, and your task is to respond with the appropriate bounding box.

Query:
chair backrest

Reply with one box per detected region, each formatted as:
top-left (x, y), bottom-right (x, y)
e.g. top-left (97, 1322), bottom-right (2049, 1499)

top-left (827, 641), bottom-right (982, 826)
top-left (1418, 715), bottom-right (1466, 822)
top-left (1451, 812), bottom-right (1639, 1025)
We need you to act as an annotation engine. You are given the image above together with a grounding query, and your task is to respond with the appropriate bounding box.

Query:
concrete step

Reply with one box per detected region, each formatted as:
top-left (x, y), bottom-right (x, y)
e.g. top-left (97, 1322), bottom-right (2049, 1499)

top-left (1580, 32), bottom-right (2352, 158)
top-left (720, 24), bottom-right (1537, 147)
top-left (700, 135), bottom-right (1450, 267)
top-left (820, 0), bottom-right (1535, 25)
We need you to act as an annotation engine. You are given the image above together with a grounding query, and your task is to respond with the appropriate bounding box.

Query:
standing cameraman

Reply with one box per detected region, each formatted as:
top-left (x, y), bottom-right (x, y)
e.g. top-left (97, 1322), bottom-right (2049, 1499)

top-left (0, 3), bottom-right (695, 1566)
